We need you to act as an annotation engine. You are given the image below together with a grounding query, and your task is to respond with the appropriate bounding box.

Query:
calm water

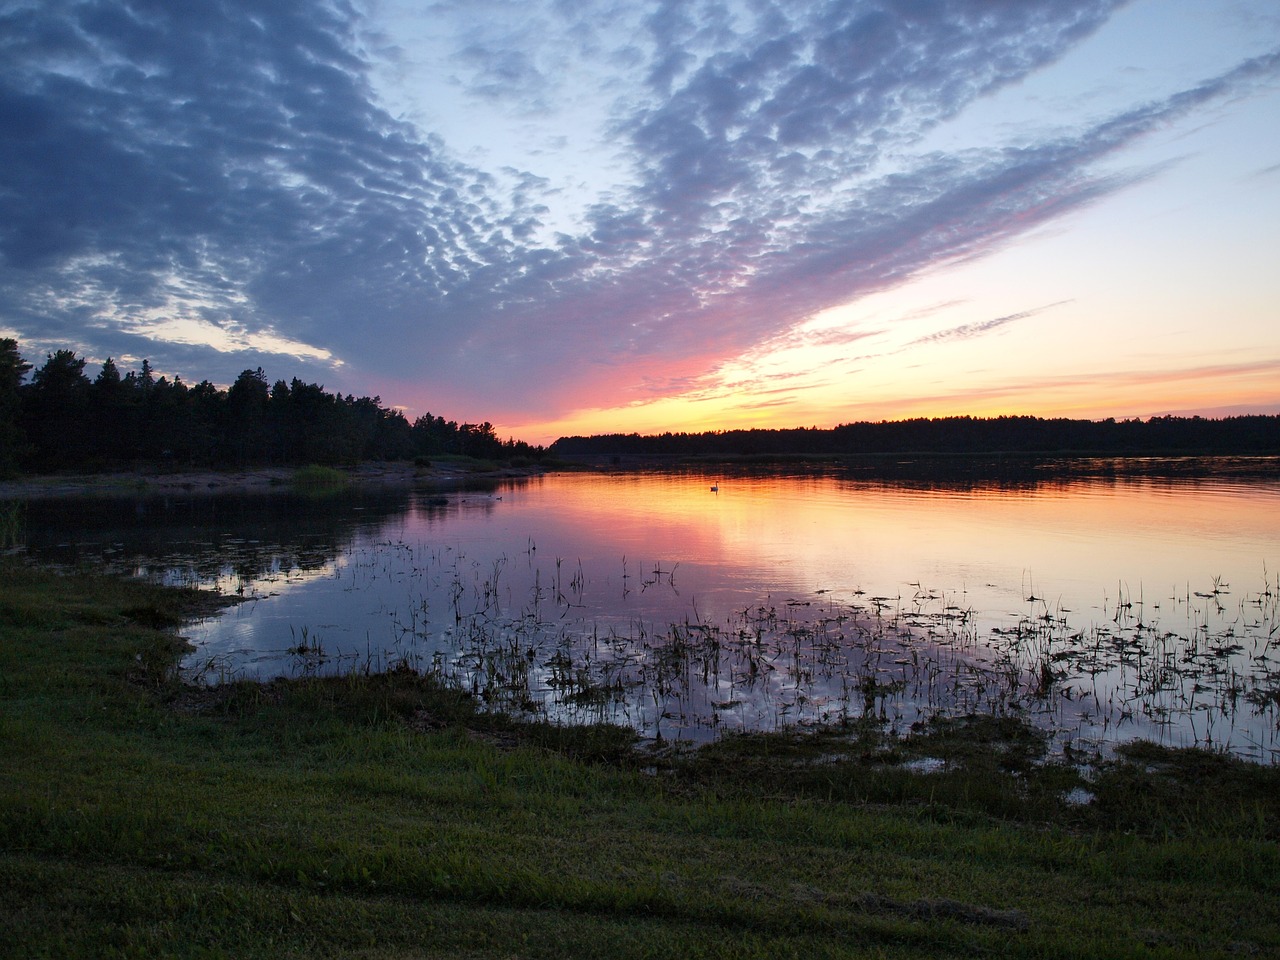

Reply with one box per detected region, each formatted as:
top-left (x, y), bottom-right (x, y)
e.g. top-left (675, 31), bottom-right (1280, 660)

top-left (20, 468), bottom-right (1280, 759)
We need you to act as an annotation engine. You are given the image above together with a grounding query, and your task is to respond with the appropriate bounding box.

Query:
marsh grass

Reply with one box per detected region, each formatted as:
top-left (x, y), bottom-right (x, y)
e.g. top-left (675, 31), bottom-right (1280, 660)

top-left (3, 560), bottom-right (1279, 958)
top-left (177, 528), bottom-right (1280, 761)
top-left (290, 464), bottom-right (352, 494)
top-left (0, 498), bottom-right (23, 549)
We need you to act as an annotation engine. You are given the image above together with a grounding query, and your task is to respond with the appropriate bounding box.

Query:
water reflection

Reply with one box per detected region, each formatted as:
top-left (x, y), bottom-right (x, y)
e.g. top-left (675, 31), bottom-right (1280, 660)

top-left (20, 469), bottom-right (1280, 760)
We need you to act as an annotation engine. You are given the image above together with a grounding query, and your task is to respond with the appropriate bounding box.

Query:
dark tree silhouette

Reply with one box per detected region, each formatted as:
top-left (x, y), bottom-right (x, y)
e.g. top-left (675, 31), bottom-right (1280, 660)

top-left (21, 350), bottom-right (92, 470)
top-left (1, 339), bottom-right (548, 473)
top-left (0, 338), bottom-right (31, 475)
top-left (550, 414), bottom-right (1280, 463)
top-left (225, 368), bottom-right (271, 465)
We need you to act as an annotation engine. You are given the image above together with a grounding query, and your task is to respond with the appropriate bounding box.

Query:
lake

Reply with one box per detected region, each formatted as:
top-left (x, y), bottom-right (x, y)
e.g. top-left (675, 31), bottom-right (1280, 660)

top-left (18, 466), bottom-right (1280, 760)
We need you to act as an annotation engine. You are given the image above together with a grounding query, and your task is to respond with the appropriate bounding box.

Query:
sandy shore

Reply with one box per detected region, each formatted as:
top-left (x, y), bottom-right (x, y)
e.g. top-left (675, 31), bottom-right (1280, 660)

top-left (0, 461), bottom-right (543, 500)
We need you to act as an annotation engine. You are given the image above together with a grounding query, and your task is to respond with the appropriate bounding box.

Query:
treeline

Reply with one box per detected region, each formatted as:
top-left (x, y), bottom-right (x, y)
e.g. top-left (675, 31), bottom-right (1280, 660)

top-left (0, 339), bottom-right (541, 474)
top-left (551, 414), bottom-right (1280, 460)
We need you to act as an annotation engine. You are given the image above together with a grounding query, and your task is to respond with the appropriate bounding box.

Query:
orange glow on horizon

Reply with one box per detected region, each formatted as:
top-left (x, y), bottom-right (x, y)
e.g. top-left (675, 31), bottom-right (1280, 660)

top-left (503, 369), bottom-right (1280, 446)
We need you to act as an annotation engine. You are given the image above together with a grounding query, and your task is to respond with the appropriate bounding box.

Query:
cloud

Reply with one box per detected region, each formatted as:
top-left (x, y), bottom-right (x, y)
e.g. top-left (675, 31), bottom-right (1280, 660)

top-left (859, 357), bottom-right (1280, 416)
top-left (1, 1), bottom-right (1276, 426)
top-left (907, 301), bottom-right (1072, 347)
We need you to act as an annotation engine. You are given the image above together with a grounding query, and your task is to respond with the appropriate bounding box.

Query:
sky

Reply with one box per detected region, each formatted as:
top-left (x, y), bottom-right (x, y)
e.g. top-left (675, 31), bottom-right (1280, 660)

top-left (2, 0), bottom-right (1278, 444)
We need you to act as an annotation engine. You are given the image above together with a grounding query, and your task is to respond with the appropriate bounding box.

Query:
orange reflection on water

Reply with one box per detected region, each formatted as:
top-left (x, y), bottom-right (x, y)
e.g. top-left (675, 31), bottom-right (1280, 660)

top-left (511, 471), bottom-right (1280, 620)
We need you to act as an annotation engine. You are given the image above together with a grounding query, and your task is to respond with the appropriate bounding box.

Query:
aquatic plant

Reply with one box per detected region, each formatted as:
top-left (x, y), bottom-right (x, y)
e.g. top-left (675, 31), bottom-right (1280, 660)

top-left (290, 464), bottom-right (351, 494)
top-left (175, 537), bottom-right (1280, 762)
top-left (0, 499), bottom-right (24, 549)
top-left (33, 489), bottom-right (1257, 765)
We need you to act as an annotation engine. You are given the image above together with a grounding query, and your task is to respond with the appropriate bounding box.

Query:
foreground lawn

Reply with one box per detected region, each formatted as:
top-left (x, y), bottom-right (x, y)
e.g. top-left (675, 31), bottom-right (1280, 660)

top-left (1, 561), bottom-right (1277, 958)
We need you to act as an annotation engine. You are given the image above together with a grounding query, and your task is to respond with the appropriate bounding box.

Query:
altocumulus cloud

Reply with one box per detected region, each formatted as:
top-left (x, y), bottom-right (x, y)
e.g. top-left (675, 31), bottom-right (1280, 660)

top-left (1, 1), bottom-right (1277, 422)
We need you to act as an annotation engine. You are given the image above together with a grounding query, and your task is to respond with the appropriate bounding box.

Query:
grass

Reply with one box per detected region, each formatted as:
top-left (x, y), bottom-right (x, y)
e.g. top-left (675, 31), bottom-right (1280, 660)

top-left (0, 498), bottom-right (22, 548)
top-left (290, 464), bottom-right (353, 494)
top-left (2, 560), bottom-right (1279, 958)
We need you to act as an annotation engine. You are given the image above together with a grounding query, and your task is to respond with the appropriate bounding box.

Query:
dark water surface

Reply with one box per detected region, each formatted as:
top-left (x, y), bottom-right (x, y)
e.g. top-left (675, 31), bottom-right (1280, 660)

top-left (19, 468), bottom-right (1280, 759)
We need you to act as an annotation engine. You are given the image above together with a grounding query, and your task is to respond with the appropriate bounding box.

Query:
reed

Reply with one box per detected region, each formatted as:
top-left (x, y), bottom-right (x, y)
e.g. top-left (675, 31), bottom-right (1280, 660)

top-left (290, 463), bottom-right (351, 493)
top-left (0, 499), bottom-right (24, 549)
top-left (42, 508), bottom-right (1280, 762)
top-left (382, 547), bottom-right (1276, 759)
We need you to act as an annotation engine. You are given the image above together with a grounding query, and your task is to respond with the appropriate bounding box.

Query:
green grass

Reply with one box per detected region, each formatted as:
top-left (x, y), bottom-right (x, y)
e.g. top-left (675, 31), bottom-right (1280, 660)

top-left (2, 560), bottom-right (1278, 958)
top-left (0, 498), bottom-right (23, 548)
top-left (290, 464), bottom-right (353, 494)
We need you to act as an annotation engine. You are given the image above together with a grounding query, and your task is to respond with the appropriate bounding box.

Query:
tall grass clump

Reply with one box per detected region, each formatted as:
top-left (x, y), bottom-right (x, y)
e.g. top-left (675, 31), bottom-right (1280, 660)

top-left (290, 464), bottom-right (351, 494)
top-left (0, 499), bottom-right (23, 549)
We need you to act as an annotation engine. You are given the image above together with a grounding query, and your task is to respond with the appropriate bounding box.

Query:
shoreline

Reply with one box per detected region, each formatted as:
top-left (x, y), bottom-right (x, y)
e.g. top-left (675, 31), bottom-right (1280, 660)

top-left (3, 452), bottom-right (1277, 501)
top-left (3, 560), bottom-right (1278, 958)
top-left (0, 460), bottom-right (544, 500)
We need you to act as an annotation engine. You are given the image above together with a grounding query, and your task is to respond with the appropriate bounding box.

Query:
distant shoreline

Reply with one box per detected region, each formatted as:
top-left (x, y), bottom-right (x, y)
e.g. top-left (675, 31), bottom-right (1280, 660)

top-left (2, 453), bottom-right (1277, 501)
top-left (0, 460), bottom-right (544, 501)
top-left (555, 452), bottom-right (1280, 481)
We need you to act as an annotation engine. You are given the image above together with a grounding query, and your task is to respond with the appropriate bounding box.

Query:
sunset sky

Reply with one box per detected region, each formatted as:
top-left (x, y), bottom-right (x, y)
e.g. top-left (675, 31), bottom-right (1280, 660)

top-left (2, 0), bottom-right (1278, 444)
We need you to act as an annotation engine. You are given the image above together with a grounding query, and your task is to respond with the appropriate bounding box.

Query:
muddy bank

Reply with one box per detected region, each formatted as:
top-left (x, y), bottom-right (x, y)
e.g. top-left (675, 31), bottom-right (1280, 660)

top-left (0, 461), bottom-right (543, 500)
